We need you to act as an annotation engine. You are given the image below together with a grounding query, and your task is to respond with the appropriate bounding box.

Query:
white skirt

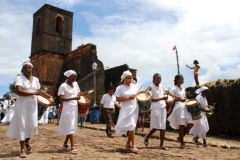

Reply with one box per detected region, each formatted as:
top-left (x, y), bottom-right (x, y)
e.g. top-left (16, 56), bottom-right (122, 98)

top-left (167, 102), bottom-right (193, 129)
top-left (150, 108), bottom-right (166, 130)
top-left (115, 103), bottom-right (139, 135)
top-left (58, 104), bottom-right (78, 136)
top-left (6, 97), bottom-right (38, 141)
top-left (189, 113), bottom-right (209, 138)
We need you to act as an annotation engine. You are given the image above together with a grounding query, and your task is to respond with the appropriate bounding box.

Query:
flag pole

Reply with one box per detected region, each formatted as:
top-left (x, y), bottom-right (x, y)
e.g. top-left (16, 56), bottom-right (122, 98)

top-left (175, 47), bottom-right (180, 74)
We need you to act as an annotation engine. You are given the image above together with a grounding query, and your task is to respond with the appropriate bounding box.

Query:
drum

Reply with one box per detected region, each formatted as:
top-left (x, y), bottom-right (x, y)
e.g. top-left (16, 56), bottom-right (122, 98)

top-left (164, 94), bottom-right (174, 113)
top-left (78, 95), bottom-right (91, 116)
top-left (37, 96), bottom-right (53, 120)
top-left (185, 99), bottom-right (202, 120)
top-left (37, 96), bottom-right (53, 108)
top-left (136, 91), bottom-right (151, 102)
top-left (136, 91), bottom-right (151, 113)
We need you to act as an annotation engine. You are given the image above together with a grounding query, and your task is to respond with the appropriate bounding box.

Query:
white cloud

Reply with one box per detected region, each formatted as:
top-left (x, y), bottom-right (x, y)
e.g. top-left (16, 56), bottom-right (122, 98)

top-left (72, 0), bottom-right (240, 89)
top-left (53, 0), bottom-right (84, 5)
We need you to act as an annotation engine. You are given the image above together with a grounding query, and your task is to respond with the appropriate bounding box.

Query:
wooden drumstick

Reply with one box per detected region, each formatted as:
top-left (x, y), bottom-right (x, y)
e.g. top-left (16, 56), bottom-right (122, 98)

top-left (136, 85), bottom-right (143, 95)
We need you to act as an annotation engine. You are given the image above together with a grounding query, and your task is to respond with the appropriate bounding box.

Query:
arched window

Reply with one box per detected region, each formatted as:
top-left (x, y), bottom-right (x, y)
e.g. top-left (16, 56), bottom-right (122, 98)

top-left (56, 16), bottom-right (63, 34)
top-left (36, 18), bottom-right (41, 35)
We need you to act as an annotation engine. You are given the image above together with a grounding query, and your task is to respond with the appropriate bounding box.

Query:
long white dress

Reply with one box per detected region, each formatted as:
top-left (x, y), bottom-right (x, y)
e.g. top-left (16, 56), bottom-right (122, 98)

top-left (189, 94), bottom-right (209, 138)
top-left (149, 83), bottom-right (167, 130)
top-left (114, 83), bottom-right (139, 135)
top-left (58, 81), bottom-right (80, 136)
top-left (6, 75), bottom-right (40, 141)
top-left (167, 85), bottom-right (192, 129)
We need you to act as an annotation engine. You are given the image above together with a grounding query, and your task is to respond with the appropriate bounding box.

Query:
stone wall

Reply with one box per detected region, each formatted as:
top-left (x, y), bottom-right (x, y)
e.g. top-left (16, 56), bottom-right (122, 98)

top-left (31, 53), bottom-right (65, 96)
top-left (186, 79), bottom-right (240, 136)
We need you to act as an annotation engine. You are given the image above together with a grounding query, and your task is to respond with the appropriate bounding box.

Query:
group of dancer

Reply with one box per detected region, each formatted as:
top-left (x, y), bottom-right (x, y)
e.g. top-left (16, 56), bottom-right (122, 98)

top-left (6, 61), bottom-right (211, 158)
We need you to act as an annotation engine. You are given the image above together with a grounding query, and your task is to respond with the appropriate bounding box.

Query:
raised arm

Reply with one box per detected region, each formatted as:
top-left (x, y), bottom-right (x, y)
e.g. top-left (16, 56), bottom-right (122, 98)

top-left (186, 64), bottom-right (193, 69)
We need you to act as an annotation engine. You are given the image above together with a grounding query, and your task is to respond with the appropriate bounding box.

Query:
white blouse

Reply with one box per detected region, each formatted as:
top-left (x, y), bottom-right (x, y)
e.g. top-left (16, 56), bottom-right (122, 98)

top-left (115, 83), bottom-right (138, 107)
top-left (150, 83), bottom-right (166, 109)
top-left (58, 81), bottom-right (80, 106)
top-left (16, 75), bottom-right (41, 94)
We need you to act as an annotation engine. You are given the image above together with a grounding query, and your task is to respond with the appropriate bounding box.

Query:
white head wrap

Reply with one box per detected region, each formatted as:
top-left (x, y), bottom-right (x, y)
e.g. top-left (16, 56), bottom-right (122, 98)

top-left (121, 70), bottom-right (132, 81)
top-left (22, 61), bottom-right (33, 68)
top-left (195, 86), bottom-right (208, 94)
top-left (64, 70), bottom-right (77, 78)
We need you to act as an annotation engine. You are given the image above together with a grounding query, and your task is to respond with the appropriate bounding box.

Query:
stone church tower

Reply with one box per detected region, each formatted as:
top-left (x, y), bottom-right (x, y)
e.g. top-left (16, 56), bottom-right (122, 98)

top-left (30, 4), bottom-right (73, 95)
top-left (30, 4), bottom-right (105, 105)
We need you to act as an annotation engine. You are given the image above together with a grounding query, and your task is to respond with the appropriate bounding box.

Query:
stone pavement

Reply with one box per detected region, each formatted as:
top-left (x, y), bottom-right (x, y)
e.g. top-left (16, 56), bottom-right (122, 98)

top-left (82, 122), bottom-right (240, 150)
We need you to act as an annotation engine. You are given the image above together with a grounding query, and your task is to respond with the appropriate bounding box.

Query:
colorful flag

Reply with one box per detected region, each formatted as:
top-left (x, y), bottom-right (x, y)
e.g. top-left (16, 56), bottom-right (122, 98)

top-left (172, 45), bottom-right (177, 51)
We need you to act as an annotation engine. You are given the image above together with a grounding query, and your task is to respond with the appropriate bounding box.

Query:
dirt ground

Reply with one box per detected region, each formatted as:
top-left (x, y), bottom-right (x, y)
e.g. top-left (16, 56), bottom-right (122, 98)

top-left (0, 123), bottom-right (240, 160)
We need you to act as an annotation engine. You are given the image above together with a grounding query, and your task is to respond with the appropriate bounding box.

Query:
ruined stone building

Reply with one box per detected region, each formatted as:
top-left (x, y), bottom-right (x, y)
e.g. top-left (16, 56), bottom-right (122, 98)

top-left (30, 4), bottom-right (136, 106)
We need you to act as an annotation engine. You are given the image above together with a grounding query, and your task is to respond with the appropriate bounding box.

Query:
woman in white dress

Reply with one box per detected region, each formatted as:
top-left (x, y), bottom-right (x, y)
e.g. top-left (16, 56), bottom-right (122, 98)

top-left (115, 70), bottom-right (139, 153)
top-left (6, 61), bottom-right (51, 158)
top-left (144, 73), bottom-right (168, 150)
top-left (58, 70), bottom-right (80, 154)
top-left (167, 74), bottom-right (193, 149)
top-left (190, 86), bottom-right (210, 147)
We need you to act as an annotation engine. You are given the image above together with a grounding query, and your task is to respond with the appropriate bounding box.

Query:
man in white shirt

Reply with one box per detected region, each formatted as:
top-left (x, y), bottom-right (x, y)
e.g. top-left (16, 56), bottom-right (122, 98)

top-left (100, 86), bottom-right (119, 137)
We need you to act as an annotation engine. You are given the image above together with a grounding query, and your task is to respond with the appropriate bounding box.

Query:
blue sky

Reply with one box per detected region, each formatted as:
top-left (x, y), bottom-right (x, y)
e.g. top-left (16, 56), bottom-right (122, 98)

top-left (0, 0), bottom-right (240, 97)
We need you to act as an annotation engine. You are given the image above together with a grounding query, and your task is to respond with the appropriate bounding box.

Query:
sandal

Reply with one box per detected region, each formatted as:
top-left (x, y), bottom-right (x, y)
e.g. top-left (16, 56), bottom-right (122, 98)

top-left (70, 147), bottom-right (78, 154)
top-left (19, 149), bottom-right (27, 158)
top-left (129, 146), bottom-right (138, 154)
top-left (25, 143), bottom-right (32, 154)
top-left (160, 146), bottom-right (169, 150)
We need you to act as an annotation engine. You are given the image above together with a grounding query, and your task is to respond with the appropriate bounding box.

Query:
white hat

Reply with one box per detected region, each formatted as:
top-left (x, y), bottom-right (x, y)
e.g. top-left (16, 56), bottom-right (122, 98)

top-left (195, 86), bottom-right (208, 94)
top-left (64, 70), bottom-right (77, 77)
top-left (22, 61), bottom-right (33, 68)
top-left (121, 70), bottom-right (132, 81)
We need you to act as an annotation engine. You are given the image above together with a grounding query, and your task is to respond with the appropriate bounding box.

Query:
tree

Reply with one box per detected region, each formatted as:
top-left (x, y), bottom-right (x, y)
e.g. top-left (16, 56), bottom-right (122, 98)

top-left (9, 82), bottom-right (16, 93)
